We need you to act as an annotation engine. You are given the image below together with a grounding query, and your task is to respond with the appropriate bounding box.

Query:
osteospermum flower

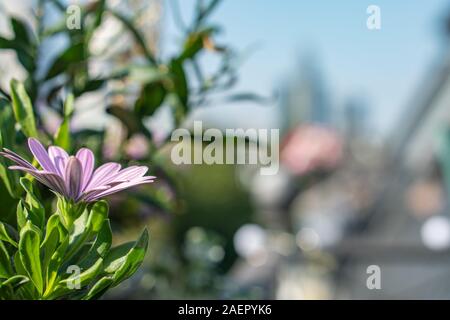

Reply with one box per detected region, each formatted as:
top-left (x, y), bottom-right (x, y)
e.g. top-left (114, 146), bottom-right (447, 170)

top-left (0, 138), bottom-right (155, 202)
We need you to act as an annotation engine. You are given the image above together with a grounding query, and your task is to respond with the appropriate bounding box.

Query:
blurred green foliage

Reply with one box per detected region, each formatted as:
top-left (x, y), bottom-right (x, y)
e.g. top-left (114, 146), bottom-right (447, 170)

top-left (0, 0), bottom-right (259, 299)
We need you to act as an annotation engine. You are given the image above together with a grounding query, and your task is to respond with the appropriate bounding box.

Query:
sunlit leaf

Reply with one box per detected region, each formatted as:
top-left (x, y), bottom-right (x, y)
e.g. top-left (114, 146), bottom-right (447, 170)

top-left (0, 222), bottom-right (18, 248)
top-left (19, 178), bottom-right (45, 231)
top-left (0, 241), bottom-right (13, 279)
top-left (19, 221), bottom-right (43, 294)
top-left (10, 79), bottom-right (38, 138)
top-left (134, 81), bottom-right (166, 117)
top-left (45, 42), bottom-right (85, 80)
top-left (54, 93), bottom-right (74, 150)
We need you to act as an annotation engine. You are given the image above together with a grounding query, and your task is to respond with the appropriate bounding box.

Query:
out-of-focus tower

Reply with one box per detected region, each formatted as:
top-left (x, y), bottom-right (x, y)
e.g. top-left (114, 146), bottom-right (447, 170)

top-left (279, 54), bottom-right (332, 136)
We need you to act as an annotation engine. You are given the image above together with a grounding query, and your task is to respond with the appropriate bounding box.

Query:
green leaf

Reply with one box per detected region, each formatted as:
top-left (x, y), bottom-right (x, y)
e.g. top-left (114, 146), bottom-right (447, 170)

top-left (13, 251), bottom-right (34, 299)
top-left (104, 228), bottom-right (149, 285)
top-left (0, 240), bottom-right (13, 279)
top-left (170, 59), bottom-right (189, 107)
top-left (134, 81), bottom-right (166, 117)
top-left (181, 32), bottom-right (204, 60)
top-left (193, 0), bottom-right (222, 28)
top-left (0, 275), bottom-right (30, 289)
top-left (13, 250), bottom-right (27, 276)
top-left (87, 201), bottom-right (108, 233)
top-left (11, 17), bottom-right (32, 46)
top-left (0, 275), bottom-right (30, 299)
top-left (63, 93), bottom-right (75, 118)
top-left (54, 118), bottom-right (71, 150)
top-left (109, 10), bottom-right (156, 65)
top-left (19, 221), bottom-right (43, 294)
top-left (45, 236), bottom-right (69, 297)
top-left (45, 42), bottom-right (85, 80)
top-left (79, 219), bottom-right (112, 268)
top-left (16, 50), bottom-right (35, 72)
top-left (41, 214), bottom-right (63, 249)
top-left (0, 128), bottom-right (20, 198)
top-left (65, 210), bottom-right (90, 261)
top-left (54, 93), bottom-right (74, 150)
top-left (10, 79), bottom-right (38, 138)
top-left (74, 78), bottom-right (106, 97)
top-left (59, 257), bottom-right (103, 289)
top-left (85, 0), bottom-right (106, 42)
top-left (64, 202), bottom-right (108, 262)
top-left (19, 178), bottom-right (45, 230)
top-left (83, 276), bottom-right (114, 300)
top-left (41, 214), bottom-right (63, 282)
top-left (0, 26), bottom-right (35, 72)
top-left (106, 105), bottom-right (149, 138)
top-left (0, 222), bottom-right (18, 247)
top-left (16, 200), bottom-right (27, 230)
top-left (0, 36), bottom-right (15, 50)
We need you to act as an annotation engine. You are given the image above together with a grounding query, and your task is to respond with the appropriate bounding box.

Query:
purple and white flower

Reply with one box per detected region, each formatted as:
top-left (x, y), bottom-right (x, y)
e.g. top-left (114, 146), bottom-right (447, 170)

top-left (1, 138), bottom-right (155, 202)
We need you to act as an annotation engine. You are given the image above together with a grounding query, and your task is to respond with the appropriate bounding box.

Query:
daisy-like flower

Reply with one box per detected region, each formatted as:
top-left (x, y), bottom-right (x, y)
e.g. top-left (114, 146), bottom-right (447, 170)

top-left (0, 138), bottom-right (156, 203)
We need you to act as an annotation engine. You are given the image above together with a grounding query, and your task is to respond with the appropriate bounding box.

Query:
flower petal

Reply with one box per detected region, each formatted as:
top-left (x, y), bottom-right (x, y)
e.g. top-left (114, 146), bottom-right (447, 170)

top-left (8, 166), bottom-right (67, 195)
top-left (39, 171), bottom-right (68, 196)
top-left (113, 166), bottom-right (149, 182)
top-left (1, 148), bottom-right (35, 169)
top-left (79, 185), bottom-right (111, 202)
top-left (85, 162), bottom-right (121, 191)
top-left (84, 176), bottom-right (155, 202)
top-left (48, 146), bottom-right (69, 177)
top-left (76, 148), bottom-right (95, 192)
top-left (65, 156), bottom-right (83, 200)
top-left (28, 138), bottom-right (56, 173)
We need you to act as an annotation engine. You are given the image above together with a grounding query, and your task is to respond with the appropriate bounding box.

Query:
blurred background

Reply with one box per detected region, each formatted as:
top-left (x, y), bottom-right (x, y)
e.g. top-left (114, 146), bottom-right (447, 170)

top-left (1, 0), bottom-right (450, 299)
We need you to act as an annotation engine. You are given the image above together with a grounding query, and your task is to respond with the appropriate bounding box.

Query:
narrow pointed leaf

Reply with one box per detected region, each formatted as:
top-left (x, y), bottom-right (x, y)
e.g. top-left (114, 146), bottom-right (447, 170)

top-left (104, 228), bottom-right (149, 285)
top-left (19, 178), bottom-right (45, 230)
top-left (10, 79), bottom-right (38, 138)
top-left (83, 276), bottom-right (114, 300)
top-left (0, 240), bottom-right (13, 279)
top-left (19, 222), bottom-right (43, 294)
top-left (0, 222), bottom-right (18, 247)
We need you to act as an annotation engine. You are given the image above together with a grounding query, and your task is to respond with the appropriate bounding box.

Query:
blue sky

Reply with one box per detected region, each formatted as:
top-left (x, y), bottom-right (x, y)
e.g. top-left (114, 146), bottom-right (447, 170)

top-left (163, 0), bottom-right (449, 137)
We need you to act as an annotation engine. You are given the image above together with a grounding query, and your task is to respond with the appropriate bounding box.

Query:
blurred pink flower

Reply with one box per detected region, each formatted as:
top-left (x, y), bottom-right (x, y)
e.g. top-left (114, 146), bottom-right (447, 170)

top-left (281, 125), bottom-right (343, 176)
top-left (125, 134), bottom-right (150, 160)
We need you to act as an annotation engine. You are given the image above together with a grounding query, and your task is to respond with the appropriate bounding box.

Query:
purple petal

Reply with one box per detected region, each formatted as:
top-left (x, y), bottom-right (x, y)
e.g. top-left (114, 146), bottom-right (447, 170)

top-left (113, 166), bottom-right (149, 182)
top-left (8, 166), bottom-right (48, 185)
top-left (8, 166), bottom-right (67, 196)
top-left (65, 156), bottom-right (83, 200)
top-left (48, 146), bottom-right (68, 177)
top-left (84, 162), bottom-right (121, 191)
top-left (39, 171), bottom-right (68, 196)
top-left (28, 138), bottom-right (56, 173)
top-left (76, 148), bottom-right (95, 192)
top-left (1, 148), bottom-right (35, 169)
top-left (79, 185), bottom-right (111, 202)
top-left (84, 176), bottom-right (155, 202)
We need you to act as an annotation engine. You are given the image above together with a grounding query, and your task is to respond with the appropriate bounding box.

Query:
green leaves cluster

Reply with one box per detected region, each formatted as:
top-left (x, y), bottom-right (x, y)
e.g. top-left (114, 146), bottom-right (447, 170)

top-left (0, 78), bottom-right (78, 201)
top-left (0, 80), bottom-right (39, 200)
top-left (0, 17), bottom-right (37, 76)
top-left (0, 178), bottom-right (149, 300)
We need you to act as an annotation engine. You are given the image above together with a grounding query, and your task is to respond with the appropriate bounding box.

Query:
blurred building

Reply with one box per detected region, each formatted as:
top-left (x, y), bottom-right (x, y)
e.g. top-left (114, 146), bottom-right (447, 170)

top-left (335, 34), bottom-right (450, 299)
top-left (280, 55), bottom-right (333, 134)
